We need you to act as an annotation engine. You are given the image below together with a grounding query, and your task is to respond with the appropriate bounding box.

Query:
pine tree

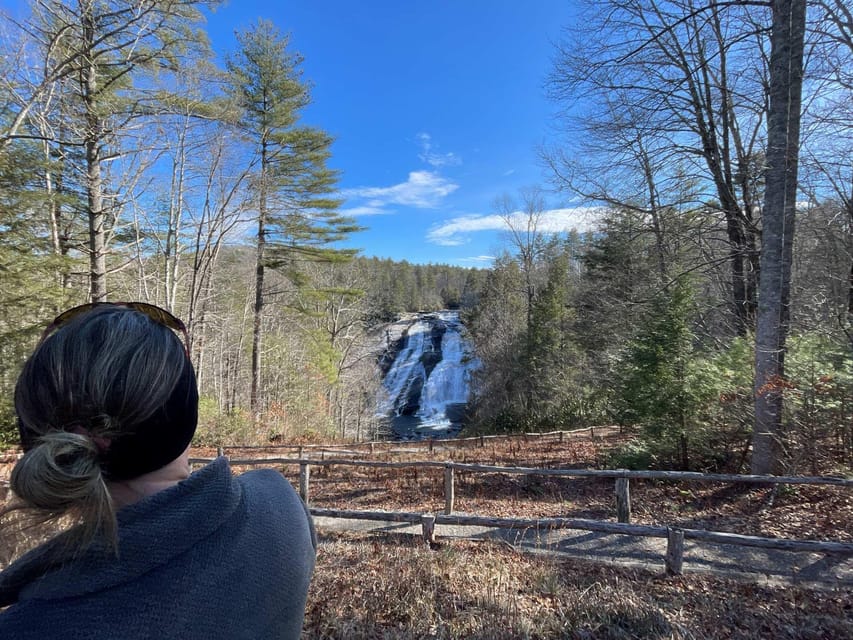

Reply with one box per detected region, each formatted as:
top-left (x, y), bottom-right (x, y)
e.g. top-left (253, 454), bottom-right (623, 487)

top-left (226, 20), bottom-right (360, 417)
top-left (617, 278), bottom-right (695, 468)
top-left (527, 245), bottom-right (576, 418)
top-left (0, 137), bottom-right (68, 441)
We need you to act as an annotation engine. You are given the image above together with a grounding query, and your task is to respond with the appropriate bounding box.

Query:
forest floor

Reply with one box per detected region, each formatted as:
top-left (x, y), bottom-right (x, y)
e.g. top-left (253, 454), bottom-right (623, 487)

top-left (218, 428), bottom-right (852, 544)
top-left (306, 529), bottom-right (851, 639)
top-left (224, 429), bottom-right (852, 638)
top-left (2, 430), bottom-right (852, 638)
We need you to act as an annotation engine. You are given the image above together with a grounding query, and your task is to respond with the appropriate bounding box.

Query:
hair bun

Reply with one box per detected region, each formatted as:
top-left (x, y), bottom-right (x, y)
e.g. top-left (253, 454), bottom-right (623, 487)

top-left (11, 431), bottom-right (105, 512)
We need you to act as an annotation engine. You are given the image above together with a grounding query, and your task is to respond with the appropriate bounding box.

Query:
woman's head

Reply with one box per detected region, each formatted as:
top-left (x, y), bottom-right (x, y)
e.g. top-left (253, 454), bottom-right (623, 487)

top-left (9, 303), bottom-right (198, 547)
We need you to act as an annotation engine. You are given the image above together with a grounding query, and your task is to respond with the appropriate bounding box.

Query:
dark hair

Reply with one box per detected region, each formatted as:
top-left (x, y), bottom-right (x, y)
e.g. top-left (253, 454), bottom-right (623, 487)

top-left (8, 305), bottom-right (198, 551)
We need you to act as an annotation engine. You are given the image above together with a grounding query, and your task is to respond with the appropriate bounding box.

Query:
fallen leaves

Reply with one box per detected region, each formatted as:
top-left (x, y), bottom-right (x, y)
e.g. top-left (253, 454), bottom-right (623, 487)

top-left (307, 531), bottom-right (852, 639)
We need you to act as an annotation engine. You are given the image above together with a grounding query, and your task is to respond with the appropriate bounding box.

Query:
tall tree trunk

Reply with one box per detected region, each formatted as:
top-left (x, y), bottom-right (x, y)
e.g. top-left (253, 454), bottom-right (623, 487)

top-left (250, 141), bottom-right (268, 420)
top-left (847, 259), bottom-right (853, 317)
top-left (164, 115), bottom-right (189, 311)
top-left (725, 218), bottom-right (752, 335)
top-left (42, 138), bottom-right (64, 294)
top-left (846, 198), bottom-right (853, 318)
top-left (83, 8), bottom-right (106, 302)
top-left (86, 134), bottom-right (107, 302)
top-left (752, 0), bottom-right (807, 475)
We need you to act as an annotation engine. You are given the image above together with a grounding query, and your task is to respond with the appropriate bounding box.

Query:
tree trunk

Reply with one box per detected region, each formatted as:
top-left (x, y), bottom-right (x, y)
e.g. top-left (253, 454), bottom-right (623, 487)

top-left (752, 0), bottom-right (807, 475)
top-left (164, 115), bottom-right (189, 311)
top-left (250, 141), bottom-right (268, 420)
top-left (82, 7), bottom-right (107, 302)
top-left (847, 259), bottom-right (853, 317)
top-left (42, 137), bottom-right (65, 293)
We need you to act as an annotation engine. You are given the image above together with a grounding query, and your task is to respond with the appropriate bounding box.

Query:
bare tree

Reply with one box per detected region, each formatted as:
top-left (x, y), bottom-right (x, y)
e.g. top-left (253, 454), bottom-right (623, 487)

top-left (800, 0), bottom-right (853, 317)
top-left (549, 0), bottom-right (769, 335)
top-left (6, 0), bottom-right (216, 301)
top-left (495, 188), bottom-right (550, 339)
top-left (494, 187), bottom-right (552, 413)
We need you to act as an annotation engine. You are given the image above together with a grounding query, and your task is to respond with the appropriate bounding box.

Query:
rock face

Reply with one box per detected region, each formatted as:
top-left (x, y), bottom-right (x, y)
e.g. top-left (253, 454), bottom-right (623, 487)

top-left (377, 311), bottom-right (477, 439)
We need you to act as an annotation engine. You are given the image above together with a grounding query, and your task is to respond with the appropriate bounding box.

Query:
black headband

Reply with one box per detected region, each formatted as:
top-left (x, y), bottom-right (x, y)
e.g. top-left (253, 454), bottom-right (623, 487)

top-left (98, 358), bottom-right (198, 481)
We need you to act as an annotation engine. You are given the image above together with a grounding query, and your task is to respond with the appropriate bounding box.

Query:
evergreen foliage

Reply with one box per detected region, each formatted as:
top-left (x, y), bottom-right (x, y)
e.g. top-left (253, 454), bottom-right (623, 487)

top-left (226, 19), bottom-right (359, 415)
top-left (227, 20), bottom-right (359, 271)
top-left (612, 279), bottom-right (704, 469)
top-left (0, 140), bottom-right (71, 444)
top-left (357, 256), bottom-right (483, 322)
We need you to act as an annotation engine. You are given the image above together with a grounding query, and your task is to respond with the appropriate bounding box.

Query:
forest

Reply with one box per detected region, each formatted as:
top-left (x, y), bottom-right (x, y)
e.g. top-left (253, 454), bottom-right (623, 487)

top-left (0, 0), bottom-right (851, 479)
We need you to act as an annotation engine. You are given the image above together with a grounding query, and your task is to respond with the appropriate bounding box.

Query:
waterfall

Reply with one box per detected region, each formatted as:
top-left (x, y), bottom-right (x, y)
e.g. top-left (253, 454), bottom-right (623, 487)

top-left (378, 310), bottom-right (477, 439)
top-left (378, 319), bottom-right (429, 415)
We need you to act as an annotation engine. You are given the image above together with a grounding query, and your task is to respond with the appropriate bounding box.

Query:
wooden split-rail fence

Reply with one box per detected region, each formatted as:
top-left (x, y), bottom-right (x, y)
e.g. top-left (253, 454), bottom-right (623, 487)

top-left (216, 426), bottom-right (612, 457)
top-left (191, 443), bottom-right (853, 577)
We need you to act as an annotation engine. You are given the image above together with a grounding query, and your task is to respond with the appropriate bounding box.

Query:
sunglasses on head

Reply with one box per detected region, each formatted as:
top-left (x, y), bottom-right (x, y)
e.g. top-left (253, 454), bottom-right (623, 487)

top-left (42, 302), bottom-right (190, 354)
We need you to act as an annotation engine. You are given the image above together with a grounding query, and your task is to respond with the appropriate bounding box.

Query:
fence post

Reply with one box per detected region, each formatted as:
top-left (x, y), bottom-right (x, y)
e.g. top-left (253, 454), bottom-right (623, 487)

top-left (299, 463), bottom-right (310, 505)
top-left (666, 527), bottom-right (684, 575)
top-left (479, 435), bottom-right (485, 448)
top-left (615, 474), bottom-right (631, 523)
top-left (216, 446), bottom-right (224, 458)
top-left (370, 442), bottom-right (375, 454)
top-left (444, 465), bottom-right (455, 515)
top-left (559, 431), bottom-right (564, 444)
top-left (422, 514), bottom-right (436, 545)
top-left (298, 446), bottom-right (304, 459)
top-left (429, 438), bottom-right (434, 454)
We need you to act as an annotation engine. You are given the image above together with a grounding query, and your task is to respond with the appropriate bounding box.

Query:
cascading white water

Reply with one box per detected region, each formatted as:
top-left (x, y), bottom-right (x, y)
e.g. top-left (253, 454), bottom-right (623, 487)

top-left (378, 310), bottom-right (478, 439)
top-left (416, 314), bottom-right (473, 428)
top-left (379, 320), bottom-right (429, 415)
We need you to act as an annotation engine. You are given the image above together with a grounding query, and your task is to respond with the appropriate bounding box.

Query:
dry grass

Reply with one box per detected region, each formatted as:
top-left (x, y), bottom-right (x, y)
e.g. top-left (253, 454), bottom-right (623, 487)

top-left (307, 530), bottom-right (852, 639)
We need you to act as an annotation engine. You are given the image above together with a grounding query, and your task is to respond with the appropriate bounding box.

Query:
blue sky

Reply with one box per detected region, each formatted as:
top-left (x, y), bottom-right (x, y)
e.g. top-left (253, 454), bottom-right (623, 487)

top-left (202, 1), bottom-right (594, 267)
top-left (2, 0), bottom-right (599, 267)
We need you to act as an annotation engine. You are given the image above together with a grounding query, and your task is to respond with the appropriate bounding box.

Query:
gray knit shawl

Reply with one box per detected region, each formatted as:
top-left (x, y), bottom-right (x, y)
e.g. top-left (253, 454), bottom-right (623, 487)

top-left (0, 458), bottom-right (316, 639)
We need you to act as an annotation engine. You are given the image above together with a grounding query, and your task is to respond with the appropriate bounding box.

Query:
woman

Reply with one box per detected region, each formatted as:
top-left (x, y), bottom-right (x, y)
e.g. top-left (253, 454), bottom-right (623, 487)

top-left (0, 303), bottom-right (316, 639)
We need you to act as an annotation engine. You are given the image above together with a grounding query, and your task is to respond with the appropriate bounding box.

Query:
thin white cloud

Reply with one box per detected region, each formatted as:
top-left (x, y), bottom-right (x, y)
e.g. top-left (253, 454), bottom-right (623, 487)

top-left (342, 170), bottom-right (459, 215)
top-left (338, 205), bottom-right (389, 216)
top-left (427, 207), bottom-right (602, 246)
top-left (417, 132), bottom-right (462, 168)
top-left (502, 169), bottom-right (516, 177)
top-left (457, 255), bottom-right (494, 266)
top-left (427, 215), bottom-right (502, 246)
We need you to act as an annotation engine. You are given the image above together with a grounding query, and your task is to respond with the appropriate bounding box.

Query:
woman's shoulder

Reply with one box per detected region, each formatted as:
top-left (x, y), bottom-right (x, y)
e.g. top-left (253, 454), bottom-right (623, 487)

top-left (237, 466), bottom-right (294, 493)
top-left (235, 467), bottom-right (316, 549)
top-left (235, 467), bottom-right (305, 514)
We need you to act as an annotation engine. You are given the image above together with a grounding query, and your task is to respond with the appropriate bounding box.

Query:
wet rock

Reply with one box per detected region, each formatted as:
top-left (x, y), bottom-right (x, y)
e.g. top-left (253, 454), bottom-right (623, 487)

top-left (398, 375), bottom-right (424, 416)
top-left (419, 349), bottom-right (443, 376)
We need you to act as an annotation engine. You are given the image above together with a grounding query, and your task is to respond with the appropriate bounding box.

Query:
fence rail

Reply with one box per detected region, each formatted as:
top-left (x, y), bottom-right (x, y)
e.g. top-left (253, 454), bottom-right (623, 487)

top-left (310, 507), bottom-right (853, 575)
top-left (213, 426), bottom-right (608, 455)
top-left (186, 453), bottom-right (853, 575)
top-left (190, 456), bottom-right (853, 488)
